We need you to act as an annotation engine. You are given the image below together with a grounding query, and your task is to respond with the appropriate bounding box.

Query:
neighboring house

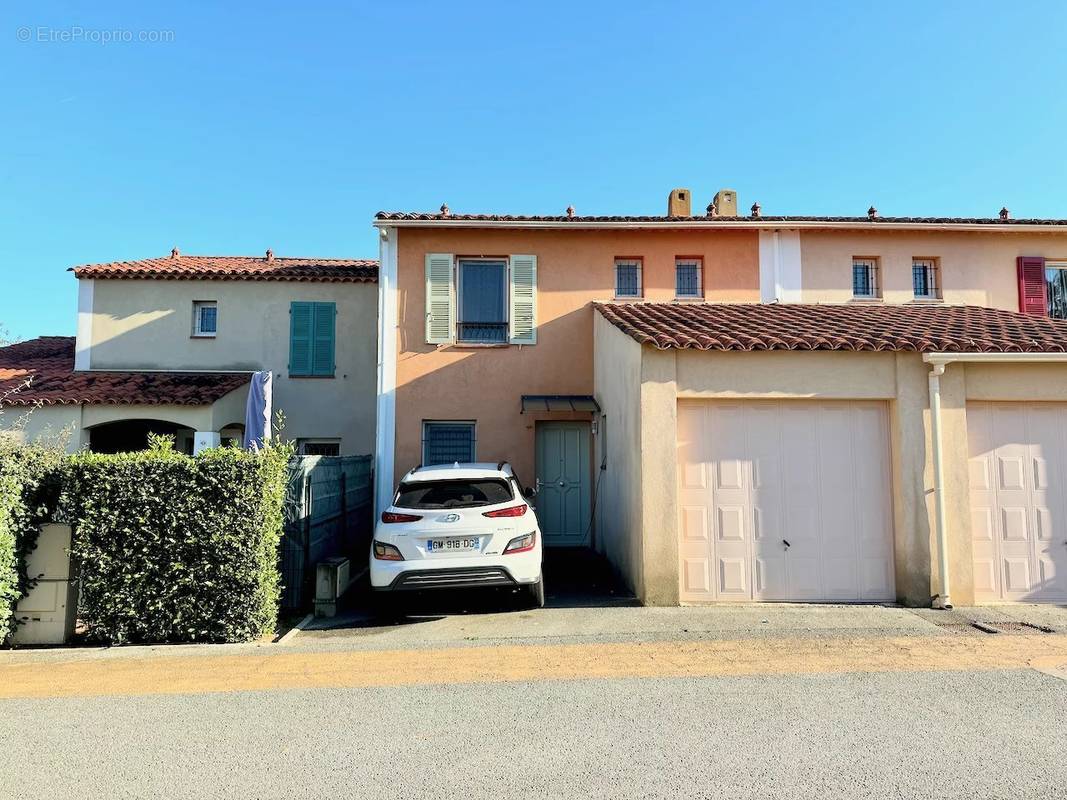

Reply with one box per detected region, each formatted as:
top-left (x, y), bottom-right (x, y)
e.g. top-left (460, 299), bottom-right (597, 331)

top-left (375, 189), bottom-right (1067, 608)
top-left (1, 251), bottom-right (379, 456)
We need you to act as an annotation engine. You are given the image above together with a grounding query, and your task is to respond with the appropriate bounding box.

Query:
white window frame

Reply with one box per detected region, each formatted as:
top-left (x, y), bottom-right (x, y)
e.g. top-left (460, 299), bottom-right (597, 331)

top-left (912, 257), bottom-right (941, 300)
top-left (1046, 261), bottom-right (1067, 320)
top-left (192, 300), bottom-right (218, 337)
top-left (852, 257), bottom-right (881, 300)
top-left (456, 257), bottom-right (509, 344)
top-left (298, 438), bottom-right (341, 456)
top-left (674, 257), bottom-right (704, 300)
top-left (421, 420), bottom-right (476, 466)
top-left (614, 258), bottom-right (643, 299)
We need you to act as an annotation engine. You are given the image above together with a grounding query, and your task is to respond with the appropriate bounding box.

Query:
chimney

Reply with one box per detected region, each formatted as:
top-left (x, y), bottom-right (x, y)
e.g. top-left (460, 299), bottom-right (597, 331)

top-left (170, 247), bottom-right (180, 259)
top-left (566, 205), bottom-right (575, 218)
top-left (439, 203), bottom-right (451, 217)
top-left (265, 248), bottom-right (274, 262)
top-left (712, 188), bottom-right (738, 217)
top-left (750, 202), bottom-right (761, 218)
top-left (667, 188), bottom-right (692, 217)
top-left (999, 207), bottom-right (1011, 221)
top-left (868, 206), bottom-right (878, 219)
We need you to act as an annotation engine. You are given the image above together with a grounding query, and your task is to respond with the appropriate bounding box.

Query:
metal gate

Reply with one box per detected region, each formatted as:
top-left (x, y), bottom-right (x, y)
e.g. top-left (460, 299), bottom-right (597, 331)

top-left (280, 455), bottom-right (373, 611)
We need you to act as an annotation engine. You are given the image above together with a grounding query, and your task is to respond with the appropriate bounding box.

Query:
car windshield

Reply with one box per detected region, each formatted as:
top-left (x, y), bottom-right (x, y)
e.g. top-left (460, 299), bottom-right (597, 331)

top-left (395, 478), bottom-right (513, 509)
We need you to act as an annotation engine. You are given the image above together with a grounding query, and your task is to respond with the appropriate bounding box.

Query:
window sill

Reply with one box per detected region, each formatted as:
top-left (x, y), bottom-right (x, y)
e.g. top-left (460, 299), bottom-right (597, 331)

top-left (288, 374), bottom-right (336, 379)
top-left (908, 297), bottom-right (944, 304)
top-left (612, 295), bottom-right (645, 302)
top-left (448, 342), bottom-right (511, 350)
top-left (672, 296), bottom-right (705, 303)
top-left (190, 334), bottom-right (217, 339)
top-left (849, 297), bottom-right (884, 303)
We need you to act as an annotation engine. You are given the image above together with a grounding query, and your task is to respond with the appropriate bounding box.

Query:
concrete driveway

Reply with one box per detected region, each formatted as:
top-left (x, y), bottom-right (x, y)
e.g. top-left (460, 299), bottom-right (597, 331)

top-left (2, 590), bottom-right (1066, 800)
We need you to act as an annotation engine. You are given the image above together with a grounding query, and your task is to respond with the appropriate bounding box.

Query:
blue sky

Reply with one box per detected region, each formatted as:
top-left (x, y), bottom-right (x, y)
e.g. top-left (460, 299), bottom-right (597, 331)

top-left (3, 1), bottom-right (1067, 339)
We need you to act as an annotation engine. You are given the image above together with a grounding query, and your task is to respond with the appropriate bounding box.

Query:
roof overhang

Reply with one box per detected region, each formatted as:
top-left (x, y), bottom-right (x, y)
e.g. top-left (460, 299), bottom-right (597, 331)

top-left (373, 219), bottom-right (1067, 233)
top-left (924, 352), bottom-right (1067, 366)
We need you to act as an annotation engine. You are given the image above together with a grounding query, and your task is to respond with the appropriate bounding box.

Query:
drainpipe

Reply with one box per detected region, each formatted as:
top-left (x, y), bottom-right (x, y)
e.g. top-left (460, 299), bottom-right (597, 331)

top-left (927, 362), bottom-right (952, 610)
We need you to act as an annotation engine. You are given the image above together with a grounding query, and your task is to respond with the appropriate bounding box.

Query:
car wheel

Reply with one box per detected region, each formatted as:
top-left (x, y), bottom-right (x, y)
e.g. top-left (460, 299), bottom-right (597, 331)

top-left (522, 576), bottom-right (545, 609)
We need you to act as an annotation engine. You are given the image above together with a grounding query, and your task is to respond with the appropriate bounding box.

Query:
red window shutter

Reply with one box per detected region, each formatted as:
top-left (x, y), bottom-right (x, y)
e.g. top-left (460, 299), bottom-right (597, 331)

top-left (1017, 256), bottom-right (1047, 315)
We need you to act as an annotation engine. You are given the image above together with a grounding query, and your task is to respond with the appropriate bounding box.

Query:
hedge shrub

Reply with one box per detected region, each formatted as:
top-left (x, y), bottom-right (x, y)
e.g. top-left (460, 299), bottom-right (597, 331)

top-left (61, 435), bottom-right (292, 644)
top-left (0, 440), bottom-right (64, 644)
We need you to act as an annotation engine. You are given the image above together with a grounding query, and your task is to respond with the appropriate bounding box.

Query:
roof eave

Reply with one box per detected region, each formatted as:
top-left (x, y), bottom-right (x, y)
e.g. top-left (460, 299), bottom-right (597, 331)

top-left (373, 219), bottom-right (1067, 233)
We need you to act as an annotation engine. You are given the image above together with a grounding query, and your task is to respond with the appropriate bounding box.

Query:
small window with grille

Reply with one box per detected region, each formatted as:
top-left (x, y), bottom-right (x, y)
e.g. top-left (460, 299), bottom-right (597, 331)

top-left (422, 421), bottom-right (476, 466)
top-left (912, 258), bottom-right (941, 300)
top-left (192, 301), bottom-right (218, 337)
top-left (614, 258), bottom-right (643, 298)
top-left (852, 258), bottom-right (881, 299)
top-left (675, 257), bottom-right (703, 299)
top-left (298, 439), bottom-right (341, 456)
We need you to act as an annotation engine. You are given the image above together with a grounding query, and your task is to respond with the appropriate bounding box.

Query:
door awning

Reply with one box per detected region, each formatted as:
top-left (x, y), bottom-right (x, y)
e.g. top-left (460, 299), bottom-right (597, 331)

top-left (520, 395), bottom-right (601, 414)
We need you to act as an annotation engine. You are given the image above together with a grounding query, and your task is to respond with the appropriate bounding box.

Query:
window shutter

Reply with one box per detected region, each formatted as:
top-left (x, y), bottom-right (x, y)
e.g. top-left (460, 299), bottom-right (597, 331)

top-left (509, 254), bottom-right (537, 345)
top-left (289, 302), bottom-right (313, 375)
top-left (1017, 256), bottom-right (1047, 316)
top-left (425, 253), bottom-right (455, 344)
top-left (311, 302), bottom-right (336, 376)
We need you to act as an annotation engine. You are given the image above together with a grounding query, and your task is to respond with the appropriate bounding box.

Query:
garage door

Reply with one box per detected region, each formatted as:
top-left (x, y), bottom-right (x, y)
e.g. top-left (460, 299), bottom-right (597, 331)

top-left (968, 402), bottom-right (1067, 603)
top-left (677, 400), bottom-right (895, 603)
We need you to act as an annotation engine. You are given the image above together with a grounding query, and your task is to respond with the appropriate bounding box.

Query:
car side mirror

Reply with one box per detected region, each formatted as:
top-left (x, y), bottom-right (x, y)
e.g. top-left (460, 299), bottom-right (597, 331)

top-left (523, 486), bottom-right (537, 499)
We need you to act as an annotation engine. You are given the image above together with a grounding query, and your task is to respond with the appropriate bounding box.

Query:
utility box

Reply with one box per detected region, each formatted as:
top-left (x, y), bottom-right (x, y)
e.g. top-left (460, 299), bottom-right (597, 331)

top-left (11, 523), bottom-right (78, 646)
top-left (314, 557), bottom-right (352, 618)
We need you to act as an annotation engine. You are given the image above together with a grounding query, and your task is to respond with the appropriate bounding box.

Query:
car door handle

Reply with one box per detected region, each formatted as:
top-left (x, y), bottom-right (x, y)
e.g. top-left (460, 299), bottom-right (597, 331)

top-left (783, 539), bottom-right (791, 549)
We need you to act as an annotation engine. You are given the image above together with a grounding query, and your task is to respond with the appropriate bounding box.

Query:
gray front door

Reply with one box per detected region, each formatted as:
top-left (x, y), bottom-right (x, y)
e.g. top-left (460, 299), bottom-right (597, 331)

top-left (535, 421), bottom-right (591, 547)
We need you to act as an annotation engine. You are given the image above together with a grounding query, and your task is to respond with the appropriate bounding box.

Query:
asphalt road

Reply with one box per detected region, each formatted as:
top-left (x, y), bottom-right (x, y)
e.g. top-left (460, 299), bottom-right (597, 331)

top-left (4, 666), bottom-right (1066, 799)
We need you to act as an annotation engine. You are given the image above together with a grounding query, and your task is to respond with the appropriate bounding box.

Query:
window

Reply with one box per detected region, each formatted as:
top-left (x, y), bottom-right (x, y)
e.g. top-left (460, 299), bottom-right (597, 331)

top-left (1047, 263), bottom-right (1067, 319)
top-left (675, 258), bottom-right (703, 299)
top-left (912, 258), bottom-right (941, 300)
top-left (457, 259), bottom-right (508, 343)
top-left (422, 421), bottom-right (476, 465)
top-left (298, 439), bottom-right (341, 456)
top-left (395, 478), bottom-right (513, 509)
top-left (289, 301), bottom-right (336, 377)
top-left (615, 258), bottom-right (643, 298)
top-left (852, 258), bottom-right (881, 299)
top-left (193, 301), bottom-right (217, 337)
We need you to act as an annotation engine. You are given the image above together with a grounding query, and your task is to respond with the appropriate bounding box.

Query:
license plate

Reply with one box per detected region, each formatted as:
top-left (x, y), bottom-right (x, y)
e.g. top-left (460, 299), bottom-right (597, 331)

top-left (427, 537), bottom-right (480, 553)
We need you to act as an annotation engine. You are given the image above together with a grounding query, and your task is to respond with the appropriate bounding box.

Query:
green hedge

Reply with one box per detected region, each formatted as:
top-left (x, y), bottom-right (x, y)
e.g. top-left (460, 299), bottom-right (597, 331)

top-left (60, 436), bottom-right (291, 645)
top-left (0, 441), bottom-right (63, 644)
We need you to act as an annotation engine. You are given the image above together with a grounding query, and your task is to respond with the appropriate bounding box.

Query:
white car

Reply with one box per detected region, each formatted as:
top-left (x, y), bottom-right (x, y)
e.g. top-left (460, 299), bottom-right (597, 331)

top-left (370, 462), bottom-right (545, 609)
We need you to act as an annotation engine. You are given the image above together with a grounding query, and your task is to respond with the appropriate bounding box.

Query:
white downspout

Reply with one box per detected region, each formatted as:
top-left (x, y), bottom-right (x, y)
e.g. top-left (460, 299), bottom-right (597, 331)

top-left (927, 362), bottom-right (952, 609)
top-left (374, 225), bottom-right (399, 518)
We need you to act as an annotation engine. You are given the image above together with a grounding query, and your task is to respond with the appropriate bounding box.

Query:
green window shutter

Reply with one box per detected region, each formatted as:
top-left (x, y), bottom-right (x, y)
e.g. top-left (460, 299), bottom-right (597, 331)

top-left (289, 302), bottom-right (313, 375)
top-left (509, 254), bottom-right (537, 345)
top-left (311, 302), bottom-right (336, 376)
top-left (425, 253), bottom-right (455, 344)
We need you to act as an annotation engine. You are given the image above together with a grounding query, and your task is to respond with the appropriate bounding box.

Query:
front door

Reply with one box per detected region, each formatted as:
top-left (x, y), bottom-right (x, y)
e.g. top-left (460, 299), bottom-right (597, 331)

top-left (535, 421), bottom-right (591, 547)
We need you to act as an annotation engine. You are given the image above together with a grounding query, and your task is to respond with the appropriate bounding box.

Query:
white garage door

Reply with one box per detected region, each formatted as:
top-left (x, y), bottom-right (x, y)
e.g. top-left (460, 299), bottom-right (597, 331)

top-left (968, 402), bottom-right (1067, 603)
top-left (677, 400), bottom-right (895, 603)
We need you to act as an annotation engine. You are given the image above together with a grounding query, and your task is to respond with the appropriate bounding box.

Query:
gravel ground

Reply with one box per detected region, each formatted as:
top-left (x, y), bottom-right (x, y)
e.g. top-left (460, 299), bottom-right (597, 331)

top-left (3, 668), bottom-right (1065, 800)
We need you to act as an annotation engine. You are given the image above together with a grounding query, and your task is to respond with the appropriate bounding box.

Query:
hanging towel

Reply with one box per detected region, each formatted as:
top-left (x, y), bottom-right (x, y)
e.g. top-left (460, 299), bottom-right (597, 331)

top-left (243, 371), bottom-right (273, 450)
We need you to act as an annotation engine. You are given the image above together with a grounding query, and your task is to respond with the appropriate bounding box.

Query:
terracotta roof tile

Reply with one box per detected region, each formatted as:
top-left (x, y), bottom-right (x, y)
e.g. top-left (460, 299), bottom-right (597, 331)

top-left (376, 211), bottom-right (1067, 226)
top-left (594, 303), bottom-right (1067, 353)
top-left (0, 337), bottom-right (249, 406)
top-left (72, 255), bottom-right (378, 282)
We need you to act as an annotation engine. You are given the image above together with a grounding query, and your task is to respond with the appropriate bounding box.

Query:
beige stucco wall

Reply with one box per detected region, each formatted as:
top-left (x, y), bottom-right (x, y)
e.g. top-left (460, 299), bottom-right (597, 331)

top-left (799, 229), bottom-right (1067, 307)
top-left (593, 326), bottom-right (1007, 607)
top-left (592, 312), bottom-right (646, 598)
top-left (86, 279), bottom-right (377, 455)
top-left (0, 405), bottom-right (85, 452)
top-left (393, 227), bottom-right (759, 483)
